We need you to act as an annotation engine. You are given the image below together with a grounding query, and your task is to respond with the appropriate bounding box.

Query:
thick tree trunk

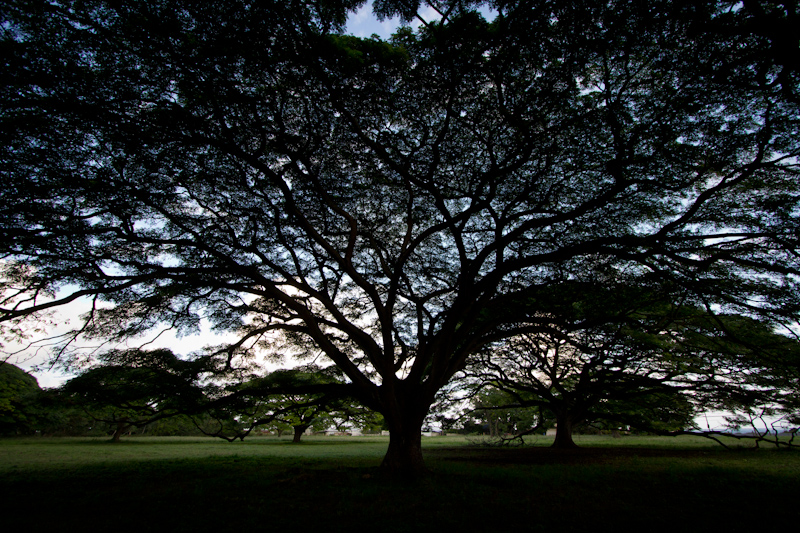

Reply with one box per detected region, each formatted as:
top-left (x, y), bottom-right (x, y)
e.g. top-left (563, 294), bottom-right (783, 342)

top-left (381, 422), bottom-right (426, 477)
top-left (292, 424), bottom-right (310, 443)
top-left (110, 421), bottom-right (129, 443)
top-left (379, 395), bottom-right (430, 477)
top-left (552, 412), bottom-right (579, 449)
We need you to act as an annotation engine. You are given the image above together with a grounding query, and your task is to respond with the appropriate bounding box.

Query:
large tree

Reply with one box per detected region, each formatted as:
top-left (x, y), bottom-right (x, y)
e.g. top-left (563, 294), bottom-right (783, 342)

top-left (1, 1), bottom-right (798, 474)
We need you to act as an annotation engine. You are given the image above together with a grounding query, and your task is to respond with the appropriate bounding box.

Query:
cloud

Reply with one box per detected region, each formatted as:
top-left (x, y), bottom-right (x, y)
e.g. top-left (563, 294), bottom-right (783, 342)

top-left (346, 2), bottom-right (401, 39)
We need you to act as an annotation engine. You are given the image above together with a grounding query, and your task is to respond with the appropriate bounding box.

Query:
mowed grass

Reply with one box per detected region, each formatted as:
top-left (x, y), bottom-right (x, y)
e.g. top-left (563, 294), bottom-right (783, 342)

top-left (1, 435), bottom-right (797, 531)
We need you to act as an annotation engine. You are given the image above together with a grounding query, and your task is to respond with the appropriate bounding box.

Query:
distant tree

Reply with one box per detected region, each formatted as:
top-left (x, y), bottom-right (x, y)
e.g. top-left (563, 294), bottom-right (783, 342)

top-left (591, 392), bottom-right (696, 436)
top-left (202, 366), bottom-right (380, 442)
top-left (142, 414), bottom-right (206, 436)
top-left (59, 349), bottom-right (208, 441)
top-left (353, 410), bottom-right (386, 434)
top-left (0, 363), bottom-right (41, 435)
top-left (245, 389), bottom-right (335, 443)
top-left (463, 288), bottom-right (800, 447)
top-left (469, 386), bottom-right (542, 438)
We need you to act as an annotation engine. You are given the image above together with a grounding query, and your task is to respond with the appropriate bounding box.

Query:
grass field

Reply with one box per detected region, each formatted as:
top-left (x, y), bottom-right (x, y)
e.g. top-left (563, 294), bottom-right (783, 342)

top-left (1, 434), bottom-right (797, 531)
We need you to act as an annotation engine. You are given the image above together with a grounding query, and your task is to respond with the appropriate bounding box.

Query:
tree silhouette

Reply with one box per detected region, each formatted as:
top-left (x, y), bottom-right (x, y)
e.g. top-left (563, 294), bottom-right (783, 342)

top-left (462, 287), bottom-right (800, 448)
top-left (198, 366), bottom-right (374, 443)
top-left (2, 1), bottom-right (798, 473)
top-left (59, 348), bottom-right (208, 441)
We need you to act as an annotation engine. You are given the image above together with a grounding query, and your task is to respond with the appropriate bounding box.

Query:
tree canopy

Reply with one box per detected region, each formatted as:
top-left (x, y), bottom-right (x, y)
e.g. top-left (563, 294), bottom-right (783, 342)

top-left (0, 363), bottom-right (41, 434)
top-left (197, 365), bottom-right (377, 442)
top-left (58, 348), bottom-right (210, 440)
top-left (461, 287), bottom-right (799, 447)
top-left (2, 0), bottom-right (799, 473)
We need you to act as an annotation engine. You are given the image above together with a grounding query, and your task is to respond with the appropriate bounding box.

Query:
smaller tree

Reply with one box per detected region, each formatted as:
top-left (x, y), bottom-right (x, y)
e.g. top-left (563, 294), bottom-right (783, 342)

top-left (468, 387), bottom-right (542, 438)
top-left (458, 274), bottom-right (800, 448)
top-left (59, 349), bottom-right (208, 441)
top-left (262, 395), bottom-right (335, 443)
top-left (462, 301), bottom-right (695, 446)
top-left (198, 365), bottom-right (379, 442)
top-left (0, 363), bottom-right (41, 435)
top-left (463, 301), bottom-right (800, 447)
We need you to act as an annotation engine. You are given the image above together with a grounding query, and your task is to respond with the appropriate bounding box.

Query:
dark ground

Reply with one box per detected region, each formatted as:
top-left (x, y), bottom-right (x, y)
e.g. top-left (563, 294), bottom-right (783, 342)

top-left (2, 444), bottom-right (797, 532)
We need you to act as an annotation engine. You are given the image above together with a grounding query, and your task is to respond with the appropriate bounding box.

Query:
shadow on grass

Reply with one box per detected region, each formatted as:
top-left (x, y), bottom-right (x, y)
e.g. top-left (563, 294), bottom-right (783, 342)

top-left (2, 445), bottom-right (797, 532)
top-left (426, 445), bottom-right (715, 465)
top-left (25, 436), bottom-right (387, 445)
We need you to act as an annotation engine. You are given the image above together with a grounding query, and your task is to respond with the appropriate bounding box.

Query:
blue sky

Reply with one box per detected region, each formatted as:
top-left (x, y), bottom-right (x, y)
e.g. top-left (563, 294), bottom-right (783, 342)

top-left (344, 1), bottom-right (497, 39)
top-left (345, 1), bottom-right (435, 39)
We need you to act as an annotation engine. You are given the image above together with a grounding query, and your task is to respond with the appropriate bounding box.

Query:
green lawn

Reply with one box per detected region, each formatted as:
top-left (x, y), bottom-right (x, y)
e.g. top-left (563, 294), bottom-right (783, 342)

top-left (1, 435), bottom-right (797, 531)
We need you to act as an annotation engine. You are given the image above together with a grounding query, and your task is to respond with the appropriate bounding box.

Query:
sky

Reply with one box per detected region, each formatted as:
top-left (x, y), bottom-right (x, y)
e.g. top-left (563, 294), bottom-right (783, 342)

top-left (345, 1), bottom-right (445, 39)
top-left (345, 1), bottom-right (497, 39)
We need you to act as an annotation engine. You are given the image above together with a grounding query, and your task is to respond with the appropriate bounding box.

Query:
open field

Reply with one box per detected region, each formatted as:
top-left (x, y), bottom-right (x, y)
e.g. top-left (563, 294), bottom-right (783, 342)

top-left (1, 435), bottom-right (797, 531)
